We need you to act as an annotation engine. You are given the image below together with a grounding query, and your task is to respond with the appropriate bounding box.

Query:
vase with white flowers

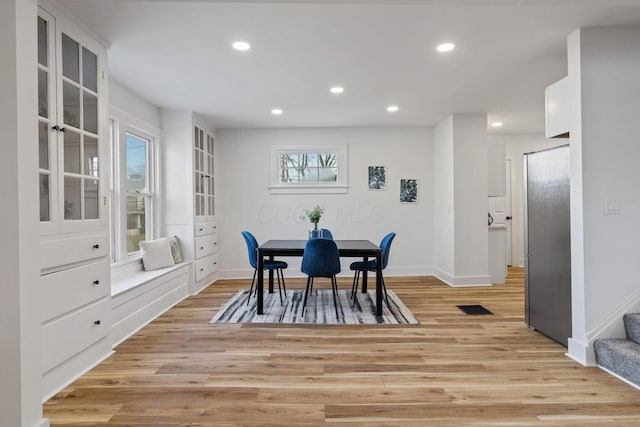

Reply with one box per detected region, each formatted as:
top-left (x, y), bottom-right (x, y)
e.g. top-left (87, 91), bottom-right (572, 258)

top-left (302, 205), bottom-right (325, 238)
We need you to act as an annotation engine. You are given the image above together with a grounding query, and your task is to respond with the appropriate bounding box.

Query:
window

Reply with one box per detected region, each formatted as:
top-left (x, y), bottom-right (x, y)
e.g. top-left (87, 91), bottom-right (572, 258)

top-left (270, 145), bottom-right (348, 194)
top-left (279, 153), bottom-right (338, 183)
top-left (109, 110), bottom-right (160, 262)
top-left (125, 133), bottom-right (151, 253)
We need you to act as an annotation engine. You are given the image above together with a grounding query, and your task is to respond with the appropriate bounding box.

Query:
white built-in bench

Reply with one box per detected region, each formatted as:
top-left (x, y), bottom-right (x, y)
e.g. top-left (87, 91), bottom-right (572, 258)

top-left (111, 260), bottom-right (191, 347)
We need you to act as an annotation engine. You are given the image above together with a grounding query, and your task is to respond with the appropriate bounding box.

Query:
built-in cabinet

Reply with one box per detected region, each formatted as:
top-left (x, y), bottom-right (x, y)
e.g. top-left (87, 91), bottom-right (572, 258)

top-left (38, 3), bottom-right (111, 401)
top-left (163, 111), bottom-right (218, 293)
top-left (545, 77), bottom-right (570, 138)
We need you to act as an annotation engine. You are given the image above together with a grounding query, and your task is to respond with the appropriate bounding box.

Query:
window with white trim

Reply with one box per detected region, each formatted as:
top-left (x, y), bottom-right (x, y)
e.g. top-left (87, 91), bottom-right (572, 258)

top-left (109, 112), bottom-right (160, 262)
top-left (270, 145), bottom-right (348, 194)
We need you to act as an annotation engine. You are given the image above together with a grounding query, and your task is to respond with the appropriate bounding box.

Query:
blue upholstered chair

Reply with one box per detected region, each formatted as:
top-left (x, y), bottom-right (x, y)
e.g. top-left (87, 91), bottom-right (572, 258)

top-left (241, 231), bottom-right (287, 305)
top-left (301, 238), bottom-right (341, 316)
top-left (350, 232), bottom-right (396, 307)
top-left (320, 228), bottom-right (334, 240)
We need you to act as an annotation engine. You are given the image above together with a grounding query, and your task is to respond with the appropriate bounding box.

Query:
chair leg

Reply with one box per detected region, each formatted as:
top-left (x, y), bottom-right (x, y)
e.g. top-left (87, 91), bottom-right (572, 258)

top-left (382, 275), bottom-right (390, 307)
top-left (302, 276), bottom-right (313, 314)
top-left (246, 269), bottom-right (257, 306)
top-left (279, 269), bottom-right (287, 293)
top-left (351, 271), bottom-right (359, 296)
top-left (276, 269), bottom-right (284, 304)
top-left (331, 275), bottom-right (339, 317)
top-left (351, 270), bottom-right (360, 307)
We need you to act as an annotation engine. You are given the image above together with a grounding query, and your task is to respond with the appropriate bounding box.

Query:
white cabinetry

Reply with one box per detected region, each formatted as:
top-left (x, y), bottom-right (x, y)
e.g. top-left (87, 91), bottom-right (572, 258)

top-left (545, 77), bottom-right (570, 138)
top-left (38, 3), bottom-right (111, 400)
top-left (163, 111), bottom-right (218, 293)
top-left (488, 225), bottom-right (507, 284)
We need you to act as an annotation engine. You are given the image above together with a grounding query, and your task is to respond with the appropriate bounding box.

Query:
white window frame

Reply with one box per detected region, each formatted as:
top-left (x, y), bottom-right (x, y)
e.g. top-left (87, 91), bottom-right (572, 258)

top-left (269, 144), bottom-right (348, 194)
top-left (109, 107), bottom-right (162, 263)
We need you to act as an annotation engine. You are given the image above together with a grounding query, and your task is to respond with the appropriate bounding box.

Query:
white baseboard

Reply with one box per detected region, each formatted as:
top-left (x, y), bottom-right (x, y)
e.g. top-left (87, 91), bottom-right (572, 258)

top-left (35, 419), bottom-right (50, 427)
top-left (566, 286), bottom-right (640, 367)
top-left (433, 267), bottom-right (492, 287)
top-left (598, 365), bottom-right (640, 390)
top-left (567, 338), bottom-right (592, 366)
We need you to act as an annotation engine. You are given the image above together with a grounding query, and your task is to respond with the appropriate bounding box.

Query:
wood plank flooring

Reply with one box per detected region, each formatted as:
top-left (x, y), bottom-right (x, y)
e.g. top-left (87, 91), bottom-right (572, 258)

top-left (44, 268), bottom-right (640, 426)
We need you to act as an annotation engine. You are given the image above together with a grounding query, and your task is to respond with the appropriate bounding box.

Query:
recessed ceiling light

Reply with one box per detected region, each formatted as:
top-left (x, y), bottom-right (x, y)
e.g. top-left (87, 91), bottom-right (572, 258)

top-left (232, 41), bottom-right (251, 51)
top-left (330, 86), bottom-right (344, 94)
top-left (387, 105), bottom-right (399, 113)
top-left (436, 42), bottom-right (456, 53)
top-left (271, 108), bottom-right (283, 115)
top-left (491, 122), bottom-right (503, 128)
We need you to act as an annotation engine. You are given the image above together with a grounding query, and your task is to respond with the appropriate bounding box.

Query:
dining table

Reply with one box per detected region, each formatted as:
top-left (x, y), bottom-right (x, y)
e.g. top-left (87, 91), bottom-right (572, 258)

top-left (256, 239), bottom-right (384, 316)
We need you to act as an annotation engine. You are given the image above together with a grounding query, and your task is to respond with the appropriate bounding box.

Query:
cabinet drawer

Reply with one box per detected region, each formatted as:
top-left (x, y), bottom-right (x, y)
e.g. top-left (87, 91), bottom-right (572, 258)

top-left (195, 253), bottom-right (218, 282)
top-left (195, 234), bottom-right (218, 259)
top-left (40, 234), bottom-right (109, 272)
top-left (41, 259), bottom-right (110, 322)
top-left (42, 298), bottom-right (110, 374)
top-left (194, 221), bottom-right (217, 237)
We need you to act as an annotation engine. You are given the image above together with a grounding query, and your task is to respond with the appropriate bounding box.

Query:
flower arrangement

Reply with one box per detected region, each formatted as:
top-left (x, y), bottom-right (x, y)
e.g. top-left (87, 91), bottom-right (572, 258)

top-left (302, 205), bottom-right (325, 230)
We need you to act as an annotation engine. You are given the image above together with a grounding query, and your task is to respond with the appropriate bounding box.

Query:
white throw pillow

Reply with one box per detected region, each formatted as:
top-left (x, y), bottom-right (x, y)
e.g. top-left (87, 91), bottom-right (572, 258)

top-left (139, 237), bottom-right (175, 271)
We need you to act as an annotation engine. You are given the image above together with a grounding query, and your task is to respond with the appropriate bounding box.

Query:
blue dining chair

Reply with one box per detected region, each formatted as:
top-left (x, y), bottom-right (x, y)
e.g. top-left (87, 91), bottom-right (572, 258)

top-left (301, 238), bottom-right (341, 316)
top-left (320, 228), bottom-right (334, 240)
top-left (350, 232), bottom-right (396, 307)
top-left (241, 231), bottom-right (287, 305)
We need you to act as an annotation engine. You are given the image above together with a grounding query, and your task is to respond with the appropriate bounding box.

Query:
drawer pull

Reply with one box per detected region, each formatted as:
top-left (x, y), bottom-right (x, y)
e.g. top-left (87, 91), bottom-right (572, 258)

top-left (214, 242), bottom-right (218, 245)
top-left (92, 244), bottom-right (100, 249)
top-left (200, 246), bottom-right (204, 250)
top-left (199, 228), bottom-right (204, 232)
top-left (200, 268), bottom-right (204, 272)
top-left (93, 280), bottom-right (100, 285)
top-left (94, 320), bottom-right (101, 326)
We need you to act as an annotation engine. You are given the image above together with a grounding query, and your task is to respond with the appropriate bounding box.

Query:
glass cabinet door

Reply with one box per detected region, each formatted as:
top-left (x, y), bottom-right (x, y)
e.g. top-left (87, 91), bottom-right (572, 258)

top-left (59, 30), bottom-right (102, 226)
top-left (38, 15), bottom-right (55, 227)
top-left (206, 132), bottom-right (215, 219)
top-left (38, 7), bottom-right (105, 234)
top-left (194, 125), bottom-right (206, 219)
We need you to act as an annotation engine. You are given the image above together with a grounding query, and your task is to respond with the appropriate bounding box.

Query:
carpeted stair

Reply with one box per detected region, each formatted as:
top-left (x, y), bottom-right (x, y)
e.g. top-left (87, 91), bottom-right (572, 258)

top-left (594, 313), bottom-right (640, 387)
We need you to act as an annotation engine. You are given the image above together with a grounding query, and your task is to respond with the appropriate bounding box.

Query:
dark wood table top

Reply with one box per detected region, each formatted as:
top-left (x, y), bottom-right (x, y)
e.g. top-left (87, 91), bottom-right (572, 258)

top-left (258, 239), bottom-right (381, 257)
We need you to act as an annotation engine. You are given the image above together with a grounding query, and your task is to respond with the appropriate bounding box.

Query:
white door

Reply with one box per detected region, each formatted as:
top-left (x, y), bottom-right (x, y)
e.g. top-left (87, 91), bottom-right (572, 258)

top-left (488, 159), bottom-right (513, 266)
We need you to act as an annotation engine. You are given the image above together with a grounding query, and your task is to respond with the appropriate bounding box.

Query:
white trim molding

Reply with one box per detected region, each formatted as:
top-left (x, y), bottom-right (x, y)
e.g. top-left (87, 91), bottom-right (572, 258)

top-left (433, 267), bottom-right (492, 287)
top-left (568, 286), bottom-right (640, 367)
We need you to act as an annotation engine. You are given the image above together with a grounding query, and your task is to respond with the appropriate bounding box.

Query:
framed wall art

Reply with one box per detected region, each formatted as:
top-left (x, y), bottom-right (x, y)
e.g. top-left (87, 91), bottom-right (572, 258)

top-left (400, 179), bottom-right (418, 203)
top-left (368, 166), bottom-right (386, 190)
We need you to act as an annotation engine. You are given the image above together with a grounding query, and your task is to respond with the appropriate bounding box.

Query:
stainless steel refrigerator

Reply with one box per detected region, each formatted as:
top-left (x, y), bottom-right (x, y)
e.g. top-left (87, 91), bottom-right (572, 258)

top-left (524, 145), bottom-right (572, 346)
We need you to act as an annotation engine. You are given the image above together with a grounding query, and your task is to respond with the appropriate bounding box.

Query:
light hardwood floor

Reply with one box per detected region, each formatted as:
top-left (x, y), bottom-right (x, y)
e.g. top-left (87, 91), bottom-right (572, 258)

top-left (44, 268), bottom-right (640, 426)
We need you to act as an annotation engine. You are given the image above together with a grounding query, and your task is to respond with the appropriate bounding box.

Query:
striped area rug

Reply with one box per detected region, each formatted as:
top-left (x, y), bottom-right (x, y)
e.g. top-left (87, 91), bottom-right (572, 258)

top-left (210, 289), bottom-right (419, 325)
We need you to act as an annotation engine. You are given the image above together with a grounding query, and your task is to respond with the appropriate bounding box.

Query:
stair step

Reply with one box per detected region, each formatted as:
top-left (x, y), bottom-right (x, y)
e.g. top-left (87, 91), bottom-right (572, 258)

top-left (624, 313), bottom-right (640, 344)
top-left (594, 338), bottom-right (640, 387)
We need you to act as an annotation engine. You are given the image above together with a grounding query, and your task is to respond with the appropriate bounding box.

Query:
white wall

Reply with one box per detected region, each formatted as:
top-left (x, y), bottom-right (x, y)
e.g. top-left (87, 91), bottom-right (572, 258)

top-left (504, 134), bottom-right (567, 267)
top-left (567, 27), bottom-right (640, 365)
top-left (433, 114), bottom-right (489, 286)
top-left (453, 115), bottom-right (489, 281)
top-left (433, 117), bottom-right (455, 277)
top-left (0, 0), bottom-right (46, 426)
top-left (217, 127), bottom-right (433, 278)
top-left (109, 78), bottom-right (161, 129)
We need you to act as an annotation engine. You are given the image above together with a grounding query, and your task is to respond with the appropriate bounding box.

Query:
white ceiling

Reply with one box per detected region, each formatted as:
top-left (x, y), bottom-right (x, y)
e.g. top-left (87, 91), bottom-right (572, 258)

top-left (56, 0), bottom-right (640, 132)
